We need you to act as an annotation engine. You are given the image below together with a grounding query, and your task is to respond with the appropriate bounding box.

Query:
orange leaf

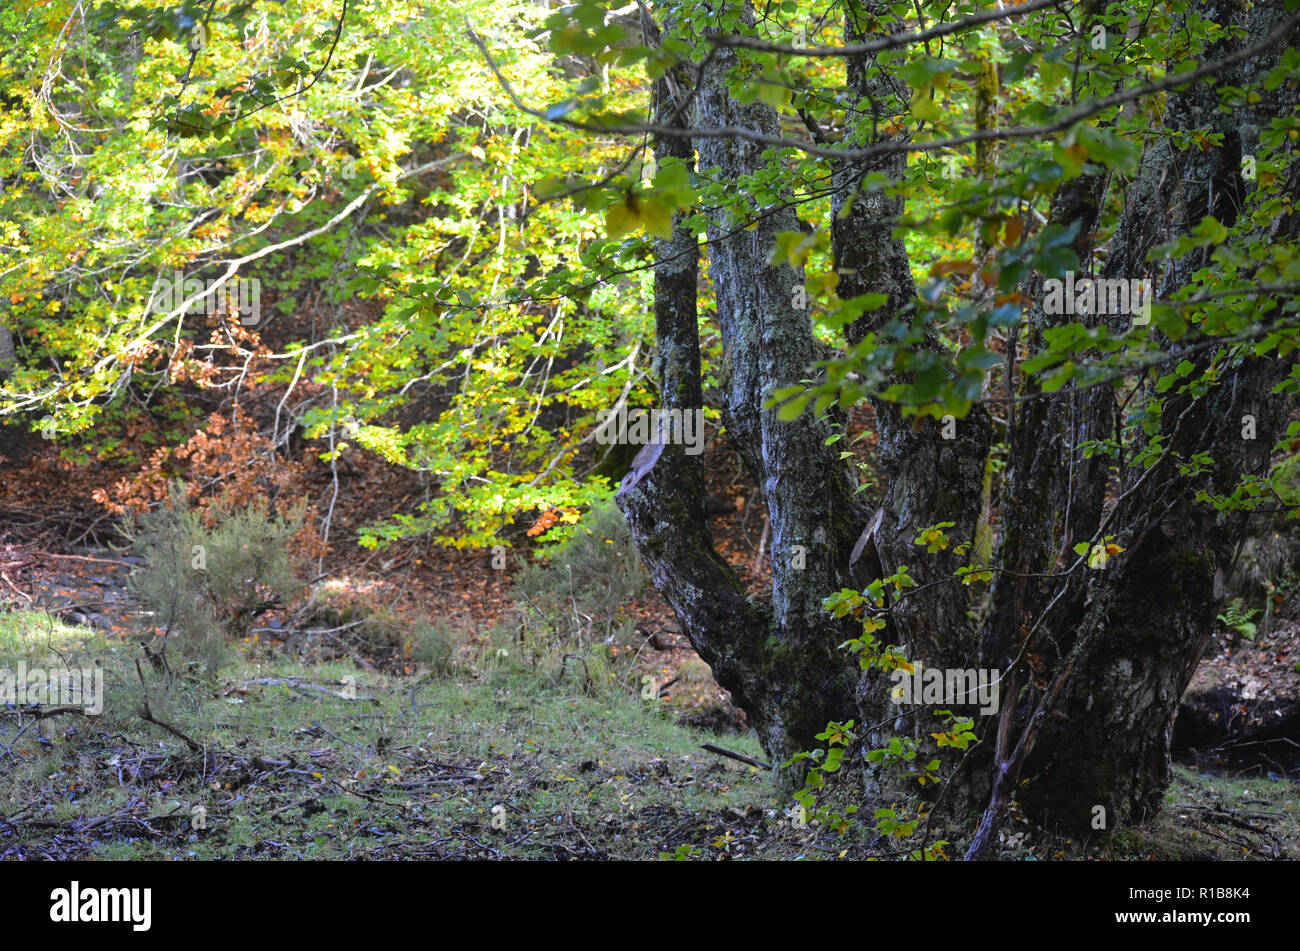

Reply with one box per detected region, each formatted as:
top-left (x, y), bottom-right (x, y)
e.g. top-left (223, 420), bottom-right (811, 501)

top-left (929, 260), bottom-right (977, 278)
top-left (1002, 215), bottom-right (1024, 246)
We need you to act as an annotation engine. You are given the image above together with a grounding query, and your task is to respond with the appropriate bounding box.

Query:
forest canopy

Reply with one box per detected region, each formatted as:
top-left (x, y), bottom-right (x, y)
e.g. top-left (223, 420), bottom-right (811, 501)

top-left (1, 0), bottom-right (1298, 863)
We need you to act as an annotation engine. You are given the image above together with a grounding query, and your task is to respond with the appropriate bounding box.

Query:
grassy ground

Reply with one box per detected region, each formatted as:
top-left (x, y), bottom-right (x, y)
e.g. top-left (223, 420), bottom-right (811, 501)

top-left (1, 609), bottom-right (1295, 860)
top-left (0, 609), bottom-right (791, 859)
top-left (1111, 767), bottom-right (1299, 861)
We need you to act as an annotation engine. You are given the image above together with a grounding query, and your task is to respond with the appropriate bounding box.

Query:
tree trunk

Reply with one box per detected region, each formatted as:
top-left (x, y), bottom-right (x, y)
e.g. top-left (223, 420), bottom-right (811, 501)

top-left (616, 1), bottom-right (867, 773)
top-left (832, 0), bottom-right (992, 798)
top-left (970, 0), bottom-right (1300, 842)
top-left (620, 0), bottom-right (1299, 839)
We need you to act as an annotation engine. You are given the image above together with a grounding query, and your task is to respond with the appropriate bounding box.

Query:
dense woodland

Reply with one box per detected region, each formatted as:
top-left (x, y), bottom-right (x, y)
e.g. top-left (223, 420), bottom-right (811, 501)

top-left (0, 0), bottom-right (1298, 863)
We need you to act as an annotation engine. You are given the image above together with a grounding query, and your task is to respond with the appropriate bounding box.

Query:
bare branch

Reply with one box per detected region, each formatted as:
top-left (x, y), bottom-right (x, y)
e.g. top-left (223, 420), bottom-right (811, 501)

top-left (471, 13), bottom-right (1300, 163)
top-left (708, 0), bottom-right (1070, 57)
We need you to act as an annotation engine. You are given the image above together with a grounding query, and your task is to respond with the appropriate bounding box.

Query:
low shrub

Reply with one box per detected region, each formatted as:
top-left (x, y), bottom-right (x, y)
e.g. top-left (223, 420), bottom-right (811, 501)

top-left (121, 481), bottom-right (305, 675)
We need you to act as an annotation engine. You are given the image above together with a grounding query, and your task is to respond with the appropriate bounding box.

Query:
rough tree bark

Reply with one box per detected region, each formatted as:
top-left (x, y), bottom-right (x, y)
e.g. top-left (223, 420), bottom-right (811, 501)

top-left (618, 0), bottom-right (1299, 840)
top-left (832, 2), bottom-right (992, 791)
top-left (980, 0), bottom-right (1300, 838)
top-left (617, 1), bottom-right (867, 772)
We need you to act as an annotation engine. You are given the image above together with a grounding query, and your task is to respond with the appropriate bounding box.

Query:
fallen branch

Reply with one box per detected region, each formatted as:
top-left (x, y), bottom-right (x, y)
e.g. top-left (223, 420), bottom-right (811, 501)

top-left (140, 698), bottom-right (203, 753)
top-left (0, 570), bottom-right (32, 602)
top-left (0, 704), bottom-right (89, 719)
top-left (242, 677), bottom-right (370, 701)
top-left (700, 743), bottom-right (772, 770)
top-left (39, 552), bottom-right (125, 566)
top-left (1, 705), bottom-right (92, 761)
top-left (248, 619), bottom-right (368, 638)
top-left (656, 676), bottom-right (680, 698)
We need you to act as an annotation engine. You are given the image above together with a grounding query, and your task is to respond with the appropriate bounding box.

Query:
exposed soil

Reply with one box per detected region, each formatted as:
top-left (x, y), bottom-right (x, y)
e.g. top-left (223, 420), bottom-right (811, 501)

top-left (1175, 603), bottom-right (1300, 779)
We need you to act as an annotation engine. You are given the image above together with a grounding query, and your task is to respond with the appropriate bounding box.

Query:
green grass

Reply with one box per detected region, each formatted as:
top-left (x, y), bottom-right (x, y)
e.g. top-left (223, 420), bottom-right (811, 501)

top-left (1107, 766), bottom-right (1300, 861)
top-left (2, 609), bottom-right (1296, 860)
top-left (0, 609), bottom-right (795, 860)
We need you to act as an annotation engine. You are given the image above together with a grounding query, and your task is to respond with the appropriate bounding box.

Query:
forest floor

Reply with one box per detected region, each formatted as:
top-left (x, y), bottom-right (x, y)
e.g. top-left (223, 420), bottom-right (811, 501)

top-left (2, 412), bottom-right (1298, 860)
top-left (0, 598), bottom-right (1296, 861)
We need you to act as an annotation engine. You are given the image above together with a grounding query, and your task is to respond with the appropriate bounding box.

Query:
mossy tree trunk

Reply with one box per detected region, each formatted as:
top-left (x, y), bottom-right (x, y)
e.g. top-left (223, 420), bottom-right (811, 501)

top-left (619, 0), bottom-right (1298, 839)
top-left (617, 2), bottom-right (866, 772)
top-left (970, 0), bottom-right (1300, 844)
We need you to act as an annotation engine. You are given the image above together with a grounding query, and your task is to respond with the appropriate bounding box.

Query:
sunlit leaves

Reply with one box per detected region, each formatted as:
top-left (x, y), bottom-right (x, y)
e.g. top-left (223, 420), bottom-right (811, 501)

top-left (931, 715), bottom-right (977, 749)
top-left (913, 521), bottom-right (955, 554)
top-left (605, 194), bottom-right (673, 239)
top-left (1070, 123), bottom-right (1140, 173)
top-left (1073, 537), bottom-right (1125, 570)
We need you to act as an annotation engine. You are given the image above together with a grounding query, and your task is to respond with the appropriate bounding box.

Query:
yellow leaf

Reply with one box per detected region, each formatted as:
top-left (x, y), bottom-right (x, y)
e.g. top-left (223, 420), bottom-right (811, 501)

top-left (909, 86), bottom-right (942, 123)
top-left (639, 200), bottom-right (674, 240)
top-left (605, 203), bottom-right (637, 239)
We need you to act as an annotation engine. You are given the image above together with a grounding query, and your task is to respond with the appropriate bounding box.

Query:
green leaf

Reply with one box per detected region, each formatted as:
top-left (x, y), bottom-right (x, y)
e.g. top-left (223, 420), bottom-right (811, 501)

top-left (909, 86), bottom-right (942, 123)
top-left (1075, 123), bottom-right (1139, 173)
top-left (605, 203), bottom-right (635, 239)
top-left (639, 200), bottom-right (673, 240)
top-left (755, 81), bottom-right (793, 110)
top-left (777, 392), bottom-right (810, 421)
top-left (1040, 360), bottom-right (1075, 393)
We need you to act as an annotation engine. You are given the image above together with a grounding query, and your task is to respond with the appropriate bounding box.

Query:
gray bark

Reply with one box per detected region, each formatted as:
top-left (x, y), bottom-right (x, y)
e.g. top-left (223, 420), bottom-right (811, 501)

top-left (968, 0), bottom-right (1300, 848)
top-left (618, 1), bottom-right (865, 770)
top-left (0, 324), bottom-right (15, 380)
top-left (619, 0), bottom-right (1298, 840)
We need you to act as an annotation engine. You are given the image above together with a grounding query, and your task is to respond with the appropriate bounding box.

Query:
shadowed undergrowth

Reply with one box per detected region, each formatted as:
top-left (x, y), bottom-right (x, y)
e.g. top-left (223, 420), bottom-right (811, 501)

top-left (1, 609), bottom-right (1295, 860)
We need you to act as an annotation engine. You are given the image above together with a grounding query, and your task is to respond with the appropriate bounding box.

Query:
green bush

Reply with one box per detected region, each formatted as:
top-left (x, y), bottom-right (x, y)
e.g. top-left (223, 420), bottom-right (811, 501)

top-left (511, 497), bottom-right (647, 659)
top-left (121, 482), bottom-right (305, 675)
top-left (407, 619), bottom-right (458, 677)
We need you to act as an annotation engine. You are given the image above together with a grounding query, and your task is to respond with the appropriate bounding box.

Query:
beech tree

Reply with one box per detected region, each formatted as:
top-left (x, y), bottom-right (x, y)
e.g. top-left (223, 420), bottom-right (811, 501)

top-left (0, 1), bottom-right (652, 547)
top-left (4, 0), bottom-right (1297, 858)
top-left (516, 0), bottom-right (1300, 850)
